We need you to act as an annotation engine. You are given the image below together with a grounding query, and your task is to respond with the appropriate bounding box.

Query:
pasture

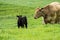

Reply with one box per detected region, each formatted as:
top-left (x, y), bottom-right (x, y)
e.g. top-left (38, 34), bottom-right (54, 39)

top-left (0, 0), bottom-right (60, 40)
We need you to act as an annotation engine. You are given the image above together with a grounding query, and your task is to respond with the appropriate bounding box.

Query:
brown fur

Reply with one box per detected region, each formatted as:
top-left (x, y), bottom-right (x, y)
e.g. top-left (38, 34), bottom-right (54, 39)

top-left (34, 2), bottom-right (60, 24)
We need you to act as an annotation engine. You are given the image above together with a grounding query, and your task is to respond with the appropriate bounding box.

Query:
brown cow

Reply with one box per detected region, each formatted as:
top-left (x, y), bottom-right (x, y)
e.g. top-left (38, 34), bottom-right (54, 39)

top-left (34, 2), bottom-right (60, 24)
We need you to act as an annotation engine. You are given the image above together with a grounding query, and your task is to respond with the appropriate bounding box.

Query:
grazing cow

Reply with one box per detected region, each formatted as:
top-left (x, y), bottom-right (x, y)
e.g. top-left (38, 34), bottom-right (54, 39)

top-left (17, 15), bottom-right (27, 28)
top-left (34, 2), bottom-right (60, 24)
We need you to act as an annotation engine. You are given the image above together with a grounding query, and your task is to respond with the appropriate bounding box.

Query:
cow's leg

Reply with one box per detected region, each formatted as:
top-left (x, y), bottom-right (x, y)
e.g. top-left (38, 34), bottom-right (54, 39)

top-left (25, 24), bottom-right (27, 28)
top-left (50, 20), bottom-right (55, 24)
top-left (44, 18), bottom-right (48, 24)
top-left (50, 12), bottom-right (57, 24)
top-left (57, 11), bottom-right (60, 24)
top-left (57, 17), bottom-right (60, 24)
top-left (58, 17), bottom-right (60, 24)
top-left (24, 17), bottom-right (27, 28)
top-left (18, 25), bottom-right (20, 28)
top-left (55, 11), bottom-right (60, 24)
top-left (21, 24), bottom-right (24, 28)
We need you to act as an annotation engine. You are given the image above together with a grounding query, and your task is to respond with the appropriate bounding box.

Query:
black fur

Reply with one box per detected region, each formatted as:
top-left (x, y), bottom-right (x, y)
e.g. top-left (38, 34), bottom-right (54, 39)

top-left (17, 15), bottom-right (27, 28)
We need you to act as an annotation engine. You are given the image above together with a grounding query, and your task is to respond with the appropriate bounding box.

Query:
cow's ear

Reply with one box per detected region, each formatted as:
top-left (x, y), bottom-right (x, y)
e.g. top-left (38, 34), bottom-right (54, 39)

top-left (36, 8), bottom-right (40, 10)
top-left (41, 8), bottom-right (44, 10)
top-left (40, 8), bottom-right (44, 11)
top-left (38, 8), bottom-right (43, 11)
top-left (36, 7), bottom-right (40, 9)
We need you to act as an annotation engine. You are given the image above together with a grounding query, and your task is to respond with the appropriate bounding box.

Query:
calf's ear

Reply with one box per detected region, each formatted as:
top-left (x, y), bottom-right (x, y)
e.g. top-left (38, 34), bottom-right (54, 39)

top-left (19, 15), bottom-right (22, 17)
top-left (17, 16), bottom-right (19, 17)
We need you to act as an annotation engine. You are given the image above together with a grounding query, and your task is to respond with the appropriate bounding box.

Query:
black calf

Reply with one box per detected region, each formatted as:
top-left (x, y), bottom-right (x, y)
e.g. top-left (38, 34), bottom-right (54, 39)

top-left (17, 15), bottom-right (27, 28)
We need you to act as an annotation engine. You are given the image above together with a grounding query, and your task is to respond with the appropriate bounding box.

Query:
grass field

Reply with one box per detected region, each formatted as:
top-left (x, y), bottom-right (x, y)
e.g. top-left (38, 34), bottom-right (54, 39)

top-left (0, 0), bottom-right (60, 40)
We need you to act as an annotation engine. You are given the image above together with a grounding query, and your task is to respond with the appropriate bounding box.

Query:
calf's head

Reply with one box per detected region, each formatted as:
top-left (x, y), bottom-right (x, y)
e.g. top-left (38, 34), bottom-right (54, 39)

top-left (17, 15), bottom-right (22, 20)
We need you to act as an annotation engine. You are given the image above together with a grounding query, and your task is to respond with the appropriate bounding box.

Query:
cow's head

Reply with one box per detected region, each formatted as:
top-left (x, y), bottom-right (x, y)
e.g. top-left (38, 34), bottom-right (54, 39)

top-left (34, 8), bottom-right (45, 19)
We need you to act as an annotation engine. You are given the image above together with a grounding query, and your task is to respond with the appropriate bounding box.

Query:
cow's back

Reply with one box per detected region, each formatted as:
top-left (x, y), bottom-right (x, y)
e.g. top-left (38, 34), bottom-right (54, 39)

top-left (49, 2), bottom-right (60, 11)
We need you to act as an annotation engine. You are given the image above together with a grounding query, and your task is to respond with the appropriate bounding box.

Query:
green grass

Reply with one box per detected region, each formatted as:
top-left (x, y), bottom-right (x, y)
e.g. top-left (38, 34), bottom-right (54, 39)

top-left (0, 0), bottom-right (60, 40)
